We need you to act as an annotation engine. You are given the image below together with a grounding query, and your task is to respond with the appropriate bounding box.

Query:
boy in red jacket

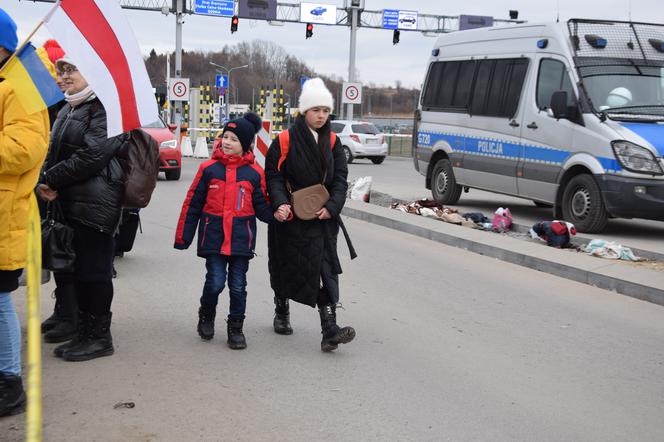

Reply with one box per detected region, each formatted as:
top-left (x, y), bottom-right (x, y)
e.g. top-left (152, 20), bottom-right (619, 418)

top-left (174, 113), bottom-right (280, 349)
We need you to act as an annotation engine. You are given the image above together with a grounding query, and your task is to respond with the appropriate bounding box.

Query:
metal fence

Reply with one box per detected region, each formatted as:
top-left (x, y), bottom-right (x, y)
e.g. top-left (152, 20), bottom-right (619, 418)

top-left (386, 134), bottom-right (413, 157)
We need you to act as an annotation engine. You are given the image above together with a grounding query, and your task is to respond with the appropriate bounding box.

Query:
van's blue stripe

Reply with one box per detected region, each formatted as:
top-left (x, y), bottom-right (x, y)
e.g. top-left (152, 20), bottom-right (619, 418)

top-left (620, 123), bottom-right (664, 156)
top-left (417, 130), bottom-right (622, 172)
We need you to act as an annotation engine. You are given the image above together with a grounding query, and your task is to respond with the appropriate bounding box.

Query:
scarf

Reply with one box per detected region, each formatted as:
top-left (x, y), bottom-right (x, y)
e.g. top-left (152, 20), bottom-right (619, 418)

top-left (284, 115), bottom-right (333, 191)
top-left (64, 86), bottom-right (95, 108)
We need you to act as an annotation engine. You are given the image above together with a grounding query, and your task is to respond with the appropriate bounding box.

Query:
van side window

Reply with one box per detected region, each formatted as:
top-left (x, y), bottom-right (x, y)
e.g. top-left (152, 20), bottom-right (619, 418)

top-left (423, 58), bottom-right (528, 116)
top-left (537, 59), bottom-right (577, 110)
top-left (422, 60), bottom-right (476, 110)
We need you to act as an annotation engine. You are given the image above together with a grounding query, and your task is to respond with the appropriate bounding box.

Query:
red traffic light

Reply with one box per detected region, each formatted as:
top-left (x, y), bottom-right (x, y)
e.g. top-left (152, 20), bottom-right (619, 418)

top-left (231, 15), bottom-right (239, 33)
top-left (306, 22), bottom-right (314, 39)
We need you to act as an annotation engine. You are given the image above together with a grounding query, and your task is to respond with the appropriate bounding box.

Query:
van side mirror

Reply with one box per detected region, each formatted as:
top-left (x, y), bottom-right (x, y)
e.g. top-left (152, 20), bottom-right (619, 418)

top-left (550, 91), bottom-right (568, 119)
top-left (167, 123), bottom-right (177, 132)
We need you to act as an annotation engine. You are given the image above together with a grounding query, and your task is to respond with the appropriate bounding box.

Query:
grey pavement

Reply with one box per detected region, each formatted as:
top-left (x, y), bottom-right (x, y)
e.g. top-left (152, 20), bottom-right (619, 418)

top-left (2, 157), bottom-right (663, 441)
top-left (346, 156), bottom-right (664, 256)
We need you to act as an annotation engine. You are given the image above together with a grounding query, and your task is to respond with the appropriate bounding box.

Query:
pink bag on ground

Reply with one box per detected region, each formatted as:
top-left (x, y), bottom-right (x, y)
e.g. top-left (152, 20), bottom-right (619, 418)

top-left (492, 207), bottom-right (513, 232)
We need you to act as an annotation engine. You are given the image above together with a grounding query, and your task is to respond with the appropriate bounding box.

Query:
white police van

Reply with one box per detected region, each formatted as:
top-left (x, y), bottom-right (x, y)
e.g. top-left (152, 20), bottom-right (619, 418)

top-left (413, 19), bottom-right (664, 232)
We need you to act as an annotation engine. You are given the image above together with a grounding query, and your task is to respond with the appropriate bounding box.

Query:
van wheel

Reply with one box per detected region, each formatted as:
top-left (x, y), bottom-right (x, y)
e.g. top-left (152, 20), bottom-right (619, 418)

top-left (561, 174), bottom-right (608, 233)
top-left (343, 146), bottom-right (354, 164)
top-left (165, 168), bottom-right (181, 181)
top-left (431, 159), bottom-right (462, 204)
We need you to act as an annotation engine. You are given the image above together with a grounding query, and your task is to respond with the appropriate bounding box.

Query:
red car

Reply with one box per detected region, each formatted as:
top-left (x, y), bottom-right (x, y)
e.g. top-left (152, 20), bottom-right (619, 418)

top-left (142, 118), bottom-right (181, 180)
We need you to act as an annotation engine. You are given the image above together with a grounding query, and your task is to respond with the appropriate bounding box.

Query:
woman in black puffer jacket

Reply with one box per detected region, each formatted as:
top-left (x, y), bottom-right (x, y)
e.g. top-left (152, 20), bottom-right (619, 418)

top-left (37, 56), bottom-right (127, 362)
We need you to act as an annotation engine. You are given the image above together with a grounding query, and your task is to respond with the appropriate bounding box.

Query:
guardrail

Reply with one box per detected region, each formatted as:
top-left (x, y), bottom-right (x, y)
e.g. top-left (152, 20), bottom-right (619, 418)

top-left (385, 134), bottom-right (413, 157)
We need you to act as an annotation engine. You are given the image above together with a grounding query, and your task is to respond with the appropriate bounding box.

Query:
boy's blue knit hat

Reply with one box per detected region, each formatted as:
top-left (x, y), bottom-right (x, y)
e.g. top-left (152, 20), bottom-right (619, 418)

top-left (223, 112), bottom-right (262, 152)
top-left (0, 8), bottom-right (18, 53)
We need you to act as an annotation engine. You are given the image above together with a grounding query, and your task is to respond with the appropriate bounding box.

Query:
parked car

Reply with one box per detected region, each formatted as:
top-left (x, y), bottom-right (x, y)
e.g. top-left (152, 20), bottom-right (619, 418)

top-left (413, 19), bottom-right (664, 232)
top-left (330, 120), bottom-right (388, 164)
top-left (311, 6), bottom-right (327, 16)
top-left (142, 118), bottom-right (181, 181)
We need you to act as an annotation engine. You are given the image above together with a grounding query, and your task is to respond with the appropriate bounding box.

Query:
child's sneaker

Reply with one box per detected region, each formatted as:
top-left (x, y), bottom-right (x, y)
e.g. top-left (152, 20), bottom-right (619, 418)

top-left (197, 305), bottom-right (216, 340)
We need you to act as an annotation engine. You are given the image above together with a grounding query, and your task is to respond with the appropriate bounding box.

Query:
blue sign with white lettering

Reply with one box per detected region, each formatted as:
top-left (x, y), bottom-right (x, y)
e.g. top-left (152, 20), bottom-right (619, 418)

top-left (194, 0), bottom-right (234, 17)
top-left (215, 74), bottom-right (229, 88)
top-left (383, 9), bottom-right (399, 29)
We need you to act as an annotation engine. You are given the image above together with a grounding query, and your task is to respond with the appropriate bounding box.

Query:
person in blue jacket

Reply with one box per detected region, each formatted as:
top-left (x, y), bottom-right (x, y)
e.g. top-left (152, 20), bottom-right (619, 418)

top-left (174, 113), bottom-right (279, 349)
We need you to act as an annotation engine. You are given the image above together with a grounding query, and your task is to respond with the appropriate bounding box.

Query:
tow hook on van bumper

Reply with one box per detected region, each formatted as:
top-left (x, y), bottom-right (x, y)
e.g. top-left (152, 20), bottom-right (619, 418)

top-left (597, 175), bottom-right (664, 221)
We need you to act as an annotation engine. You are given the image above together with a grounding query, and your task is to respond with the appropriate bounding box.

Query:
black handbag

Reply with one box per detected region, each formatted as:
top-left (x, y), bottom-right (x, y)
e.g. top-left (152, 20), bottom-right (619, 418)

top-left (41, 201), bottom-right (76, 272)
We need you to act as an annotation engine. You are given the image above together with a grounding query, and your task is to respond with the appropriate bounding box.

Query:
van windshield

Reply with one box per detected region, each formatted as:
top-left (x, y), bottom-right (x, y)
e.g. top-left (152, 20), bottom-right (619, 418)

top-left (577, 57), bottom-right (664, 121)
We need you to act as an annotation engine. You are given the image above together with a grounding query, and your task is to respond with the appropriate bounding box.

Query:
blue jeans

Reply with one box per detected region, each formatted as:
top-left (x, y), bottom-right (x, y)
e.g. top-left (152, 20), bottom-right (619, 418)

top-left (200, 255), bottom-right (250, 319)
top-left (0, 292), bottom-right (21, 376)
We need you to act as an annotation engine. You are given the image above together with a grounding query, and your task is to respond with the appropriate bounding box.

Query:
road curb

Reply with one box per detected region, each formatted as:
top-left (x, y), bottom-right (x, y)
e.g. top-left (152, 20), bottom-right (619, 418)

top-left (342, 202), bottom-right (664, 308)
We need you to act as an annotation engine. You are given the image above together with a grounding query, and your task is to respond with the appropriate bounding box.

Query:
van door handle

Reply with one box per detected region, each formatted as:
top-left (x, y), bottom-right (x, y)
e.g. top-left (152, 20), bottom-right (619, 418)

top-left (526, 122), bottom-right (539, 129)
top-left (509, 120), bottom-right (520, 127)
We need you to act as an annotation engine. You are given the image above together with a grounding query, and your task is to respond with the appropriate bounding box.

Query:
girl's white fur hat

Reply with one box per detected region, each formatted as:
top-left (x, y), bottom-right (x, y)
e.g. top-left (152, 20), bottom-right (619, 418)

top-left (298, 77), bottom-right (334, 113)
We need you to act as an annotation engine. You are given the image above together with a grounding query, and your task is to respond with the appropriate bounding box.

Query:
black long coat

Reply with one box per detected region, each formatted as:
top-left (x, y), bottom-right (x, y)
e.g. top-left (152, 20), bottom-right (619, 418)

top-left (265, 116), bottom-right (348, 307)
top-left (43, 98), bottom-right (127, 234)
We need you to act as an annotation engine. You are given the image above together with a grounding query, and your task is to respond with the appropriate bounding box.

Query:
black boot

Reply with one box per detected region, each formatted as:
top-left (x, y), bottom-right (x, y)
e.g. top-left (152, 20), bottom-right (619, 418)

top-left (41, 295), bottom-right (62, 333)
top-left (0, 372), bottom-right (26, 417)
top-left (53, 311), bottom-right (88, 358)
top-left (318, 305), bottom-right (355, 352)
top-left (62, 312), bottom-right (114, 362)
top-left (197, 305), bottom-right (216, 340)
top-left (44, 285), bottom-right (78, 343)
top-left (273, 296), bottom-right (293, 335)
top-left (227, 318), bottom-right (247, 350)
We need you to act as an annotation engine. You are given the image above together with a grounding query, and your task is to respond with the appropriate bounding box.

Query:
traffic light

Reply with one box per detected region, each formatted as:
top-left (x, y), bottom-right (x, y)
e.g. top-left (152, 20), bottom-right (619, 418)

top-left (306, 23), bottom-right (314, 39)
top-left (393, 29), bottom-right (400, 45)
top-left (231, 15), bottom-right (239, 33)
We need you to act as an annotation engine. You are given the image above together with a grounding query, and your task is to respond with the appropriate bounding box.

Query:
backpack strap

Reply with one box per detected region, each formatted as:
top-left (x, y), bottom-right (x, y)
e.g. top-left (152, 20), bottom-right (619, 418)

top-left (277, 130), bottom-right (290, 171)
top-left (277, 129), bottom-right (337, 171)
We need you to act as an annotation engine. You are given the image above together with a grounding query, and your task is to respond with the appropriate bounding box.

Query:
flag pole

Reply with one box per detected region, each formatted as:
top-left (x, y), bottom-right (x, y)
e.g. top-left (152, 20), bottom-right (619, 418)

top-left (0, 1), bottom-right (60, 72)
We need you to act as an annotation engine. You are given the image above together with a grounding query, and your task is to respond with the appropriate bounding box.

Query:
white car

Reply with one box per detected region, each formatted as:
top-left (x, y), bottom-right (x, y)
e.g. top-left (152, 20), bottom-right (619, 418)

top-left (330, 120), bottom-right (388, 164)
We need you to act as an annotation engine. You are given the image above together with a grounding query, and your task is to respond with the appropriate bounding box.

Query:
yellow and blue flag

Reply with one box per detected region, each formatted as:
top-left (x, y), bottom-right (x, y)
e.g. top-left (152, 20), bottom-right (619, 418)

top-left (1, 42), bottom-right (64, 115)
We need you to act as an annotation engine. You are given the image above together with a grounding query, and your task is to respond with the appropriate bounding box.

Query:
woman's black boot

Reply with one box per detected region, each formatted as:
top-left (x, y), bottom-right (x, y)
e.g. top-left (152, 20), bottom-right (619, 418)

top-left (197, 305), bottom-right (216, 340)
top-left (44, 285), bottom-right (78, 343)
top-left (227, 318), bottom-right (247, 350)
top-left (0, 373), bottom-right (26, 417)
top-left (273, 296), bottom-right (293, 335)
top-left (318, 305), bottom-right (355, 352)
top-left (62, 312), bottom-right (114, 362)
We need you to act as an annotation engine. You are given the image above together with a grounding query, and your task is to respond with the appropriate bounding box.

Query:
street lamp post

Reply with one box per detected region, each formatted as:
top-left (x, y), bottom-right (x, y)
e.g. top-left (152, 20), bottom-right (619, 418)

top-left (210, 62), bottom-right (248, 123)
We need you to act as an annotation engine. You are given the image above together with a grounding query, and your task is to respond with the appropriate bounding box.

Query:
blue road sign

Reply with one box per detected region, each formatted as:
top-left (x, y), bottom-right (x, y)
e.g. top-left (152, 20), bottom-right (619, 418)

top-left (215, 74), bottom-right (229, 88)
top-left (383, 9), bottom-right (399, 29)
top-left (300, 76), bottom-right (310, 89)
top-left (194, 0), bottom-right (234, 17)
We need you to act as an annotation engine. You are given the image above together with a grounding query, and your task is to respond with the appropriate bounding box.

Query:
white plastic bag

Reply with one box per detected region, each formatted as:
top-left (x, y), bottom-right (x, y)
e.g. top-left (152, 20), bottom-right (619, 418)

top-left (350, 176), bottom-right (372, 202)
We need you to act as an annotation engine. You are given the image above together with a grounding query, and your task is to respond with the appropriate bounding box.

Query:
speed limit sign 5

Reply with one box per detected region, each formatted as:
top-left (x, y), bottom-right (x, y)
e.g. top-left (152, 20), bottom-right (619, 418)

top-left (342, 82), bottom-right (362, 104)
top-left (169, 78), bottom-right (190, 102)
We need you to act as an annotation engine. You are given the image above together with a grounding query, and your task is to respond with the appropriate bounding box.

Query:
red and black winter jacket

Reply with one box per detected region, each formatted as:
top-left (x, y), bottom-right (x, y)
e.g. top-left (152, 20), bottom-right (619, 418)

top-left (174, 150), bottom-right (275, 257)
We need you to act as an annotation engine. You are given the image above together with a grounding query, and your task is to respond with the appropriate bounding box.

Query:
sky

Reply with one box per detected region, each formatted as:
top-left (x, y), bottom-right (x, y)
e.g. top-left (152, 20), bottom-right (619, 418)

top-left (4, 0), bottom-right (664, 89)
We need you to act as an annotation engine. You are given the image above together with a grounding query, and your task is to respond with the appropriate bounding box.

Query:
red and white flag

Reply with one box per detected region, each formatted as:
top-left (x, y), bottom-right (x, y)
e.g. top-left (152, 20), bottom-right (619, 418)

top-left (44, 0), bottom-right (158, 137)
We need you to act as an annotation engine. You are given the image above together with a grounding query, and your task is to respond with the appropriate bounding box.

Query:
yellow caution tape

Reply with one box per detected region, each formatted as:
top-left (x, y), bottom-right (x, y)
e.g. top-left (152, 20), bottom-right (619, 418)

top-left (25, 195), bottom-right (42, 442)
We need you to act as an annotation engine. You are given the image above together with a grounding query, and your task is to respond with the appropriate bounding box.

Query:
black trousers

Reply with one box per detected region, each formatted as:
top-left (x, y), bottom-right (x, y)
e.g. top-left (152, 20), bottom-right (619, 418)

top-left (68, 222), bottom-right (115, 316)
top-left (317, 251), bottom-right (339, 308)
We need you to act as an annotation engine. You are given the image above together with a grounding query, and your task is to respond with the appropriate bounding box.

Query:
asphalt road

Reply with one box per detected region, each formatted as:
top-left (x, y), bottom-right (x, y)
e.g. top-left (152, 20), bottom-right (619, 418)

top-left (347, 156), bottom-right (664, 256)
top-left (3, 158), bottom-right (664, 441)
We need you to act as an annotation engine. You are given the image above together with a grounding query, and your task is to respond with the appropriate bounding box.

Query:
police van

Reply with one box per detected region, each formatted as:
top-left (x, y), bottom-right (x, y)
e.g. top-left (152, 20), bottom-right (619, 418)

top-left (413, 19), bottom-right (664, 232)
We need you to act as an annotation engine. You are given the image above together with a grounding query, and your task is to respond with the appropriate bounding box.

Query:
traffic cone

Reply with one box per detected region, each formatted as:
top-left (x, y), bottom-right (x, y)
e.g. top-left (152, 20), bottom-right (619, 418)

top-left (194, 135), bottom-right (209, 159)
top-left (181, 136), bottom-right (194, 157)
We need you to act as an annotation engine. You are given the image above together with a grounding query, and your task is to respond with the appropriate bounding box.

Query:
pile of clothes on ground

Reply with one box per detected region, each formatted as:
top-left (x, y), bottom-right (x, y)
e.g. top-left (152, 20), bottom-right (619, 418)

top-left (390, 199), bottom-right (645, 262)
top-left (390, 200), bottom-right (514, 232)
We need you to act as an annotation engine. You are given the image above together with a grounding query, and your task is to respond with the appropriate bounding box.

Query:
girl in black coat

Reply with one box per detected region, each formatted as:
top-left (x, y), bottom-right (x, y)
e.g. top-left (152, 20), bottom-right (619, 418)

top-left (265, 78), bottom-right (355, 352)
top-left (37, 56), bottom-right (126, 362)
